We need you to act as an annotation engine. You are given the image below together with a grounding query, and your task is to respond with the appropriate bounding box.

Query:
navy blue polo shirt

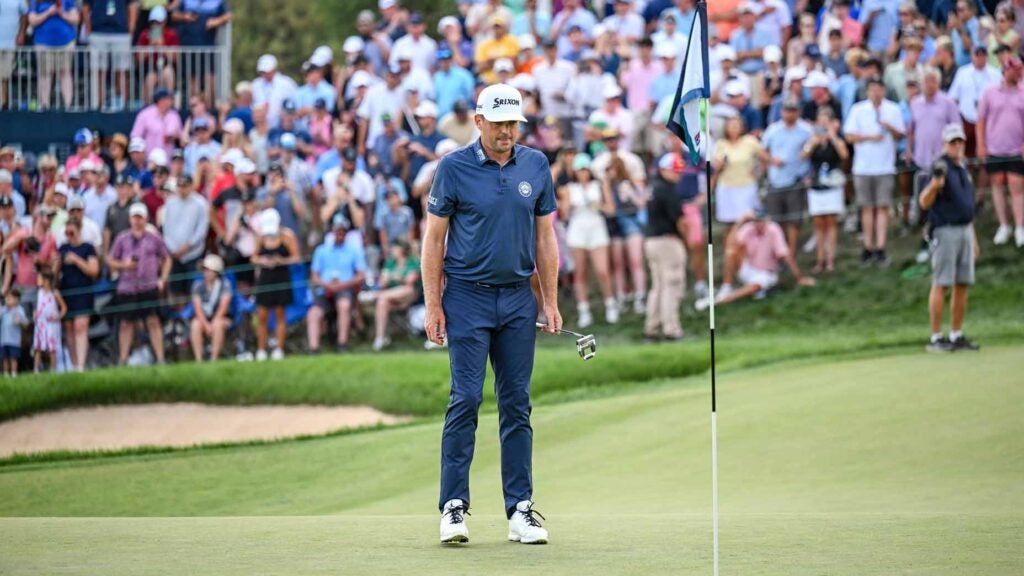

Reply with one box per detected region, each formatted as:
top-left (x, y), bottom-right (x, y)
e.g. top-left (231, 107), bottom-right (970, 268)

top-left (925, 156), bottom-right (975, 227)
top-left (427, 140), bottom-right (557, 285)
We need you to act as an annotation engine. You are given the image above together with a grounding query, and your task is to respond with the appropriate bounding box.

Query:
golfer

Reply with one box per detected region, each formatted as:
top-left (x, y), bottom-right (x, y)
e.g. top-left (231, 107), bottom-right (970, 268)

top-left (422, 83), bottom-right (561, 545)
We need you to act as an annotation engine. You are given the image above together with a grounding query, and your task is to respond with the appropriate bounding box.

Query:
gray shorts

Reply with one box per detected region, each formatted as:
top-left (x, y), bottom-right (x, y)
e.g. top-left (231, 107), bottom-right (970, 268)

top-left (765, 185), bottom-right (806, 224)
top-left (931, 225), bottom-right (975, 287)
top-left (854, 174), bottom-right (895, 208)
top-left (89, 33), bottom-right (132, 71)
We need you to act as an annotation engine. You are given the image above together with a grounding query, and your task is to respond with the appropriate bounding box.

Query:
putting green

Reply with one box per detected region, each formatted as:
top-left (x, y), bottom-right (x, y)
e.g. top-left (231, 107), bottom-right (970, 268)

top-left (1, 347), bottom-right (1021, 575)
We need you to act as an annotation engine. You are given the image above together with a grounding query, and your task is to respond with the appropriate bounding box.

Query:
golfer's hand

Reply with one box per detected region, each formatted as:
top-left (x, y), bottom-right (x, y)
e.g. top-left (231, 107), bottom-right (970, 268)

top-left (542, 304), bottom-right (562, 335)
top-left (425, 304), bottom-right (446, 345)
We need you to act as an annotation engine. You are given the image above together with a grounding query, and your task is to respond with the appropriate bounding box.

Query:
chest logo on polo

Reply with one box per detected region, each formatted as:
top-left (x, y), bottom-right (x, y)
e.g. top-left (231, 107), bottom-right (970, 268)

top-left (518, 181), bottom-right (532, 198)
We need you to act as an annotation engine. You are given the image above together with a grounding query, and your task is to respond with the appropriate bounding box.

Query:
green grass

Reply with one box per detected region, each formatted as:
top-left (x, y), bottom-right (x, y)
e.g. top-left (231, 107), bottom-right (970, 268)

top-left (1, 347), bottom-right (1022, 574)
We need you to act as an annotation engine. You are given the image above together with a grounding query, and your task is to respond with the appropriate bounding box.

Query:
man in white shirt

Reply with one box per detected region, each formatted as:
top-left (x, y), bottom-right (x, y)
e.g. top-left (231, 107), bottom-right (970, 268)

top-left (251, 54), bottom-right (298, 129)
top-left (602, 0), bottom-right (645, 40)
top-left (389, 11), bottom-right (438, 72)
top-left (81, 165), bottom-right (118, 232)
top-left (532, 39), bottom-right (577, 119)
top-left (947, 45), bottom-right (1001, 159)
top-left (843, 77), bottom-right (906, 267)
top-left (357, 65), bottom-right (405, 155)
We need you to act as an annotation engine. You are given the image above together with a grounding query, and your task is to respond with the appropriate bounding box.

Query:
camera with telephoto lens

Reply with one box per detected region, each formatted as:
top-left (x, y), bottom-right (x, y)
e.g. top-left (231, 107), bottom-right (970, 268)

top-left (931, 159), bottom-right (948, 180)
top-left (24, 236), bottom-right (40, 254)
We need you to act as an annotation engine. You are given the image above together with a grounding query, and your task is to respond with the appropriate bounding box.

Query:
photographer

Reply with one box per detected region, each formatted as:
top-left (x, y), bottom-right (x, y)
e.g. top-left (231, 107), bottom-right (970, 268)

top-left (2, 207), bottom-right (58, 311)
top-left (920, 124), bottom-right (980, 353)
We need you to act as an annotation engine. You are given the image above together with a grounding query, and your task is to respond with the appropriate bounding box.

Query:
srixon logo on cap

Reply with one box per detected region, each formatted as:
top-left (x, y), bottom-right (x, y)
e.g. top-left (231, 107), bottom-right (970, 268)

top-left (492, 97), bottom-right (520, 109)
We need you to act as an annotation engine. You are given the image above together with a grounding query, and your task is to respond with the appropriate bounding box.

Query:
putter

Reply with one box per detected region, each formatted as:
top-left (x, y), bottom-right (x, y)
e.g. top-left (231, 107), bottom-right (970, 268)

top-left (536, 322), bottom-right (597, 361)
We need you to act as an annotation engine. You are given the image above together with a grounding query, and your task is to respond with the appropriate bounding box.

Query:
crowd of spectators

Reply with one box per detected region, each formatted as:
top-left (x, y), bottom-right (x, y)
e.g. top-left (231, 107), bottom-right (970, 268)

top-left (1, 0), bottom-right (1023, 370)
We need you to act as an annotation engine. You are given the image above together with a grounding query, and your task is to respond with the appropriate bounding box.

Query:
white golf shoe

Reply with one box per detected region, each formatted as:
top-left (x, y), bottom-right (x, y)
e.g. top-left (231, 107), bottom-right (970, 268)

top-left (1016, 226), bottom-right (1024, 248)
top-left (577, 303), bottom-right (593, 329)
top-left (994, 225), bottom-right (1012, 245)
top-left (508, 500), bottom-right (548, 544)
top-left (440, 499), bottom-right (470, 544)
top-left (604, 298), bottom-right (619, 324)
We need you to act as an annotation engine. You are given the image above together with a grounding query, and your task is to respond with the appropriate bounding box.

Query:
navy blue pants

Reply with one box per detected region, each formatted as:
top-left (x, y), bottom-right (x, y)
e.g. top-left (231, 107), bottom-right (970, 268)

top-left (439, 277), bottom-right (537, 518)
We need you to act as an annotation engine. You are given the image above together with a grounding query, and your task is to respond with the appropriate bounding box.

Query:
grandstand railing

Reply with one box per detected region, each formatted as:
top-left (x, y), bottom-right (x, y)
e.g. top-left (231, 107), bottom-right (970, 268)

top-left (1, 24), bottom-right (232, 112)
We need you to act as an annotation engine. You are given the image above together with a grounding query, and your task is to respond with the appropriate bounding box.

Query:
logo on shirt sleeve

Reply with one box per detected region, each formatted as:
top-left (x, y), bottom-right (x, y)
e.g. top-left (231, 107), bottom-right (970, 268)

top-left (428, 193), bottom-right (439, 206)
top-left (518, 181), bottom-right (533, 198)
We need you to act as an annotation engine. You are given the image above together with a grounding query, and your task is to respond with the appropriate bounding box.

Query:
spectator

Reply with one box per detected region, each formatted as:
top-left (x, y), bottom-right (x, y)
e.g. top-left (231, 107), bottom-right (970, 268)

top-left (108, 133), bottom-right (131, 180)
top-left (307, 213), bottom-right (365, 353)
top-left (161, 174), bottom-right (209, 303)
top-left (207, 154), bottom-right (249, 245)
top-left (5, 207), bottom-right (58, 307)
top-left (252, 54), bottom-right (297, 129)
top-left (920, 124), bottom-right (981, 352)
top-left (28, 0), bottom-right (79, 110)
top-left (258, 163), bottom-right (306, 239)
top-left (59, 195), bottom-right (102, 247)
top-left (308, 99), bottom-right (333, 158)
top-left (31, 270), bottom-right (64, 372)
top-left (222, 80), bottom-right (254, 134)
top-left (534, 39), bottom-right (576, 120)
top-left (108, 202), bottom-right (169, 365)
top-left (604, 0), bottom-right (645, 40)
top-left (353, 9), bottom-right (391, 76)
top-left (474, 15), bottom-right (519, 85)
top-left (434, 46), bottom-right (475, 117)
top-left (823, 30), bottom-right (850, 79)
top-left (711, 116), bottom-right (763, 237)
top-left (0, 289), bottom-right (28, 376)
top-left (885, 36), bottom-right (926, 103)
top-left (560, 153), bottom-right (616, 328)
top-left (697, 210), bottom-right (815, 310)
top-left (599, 134), bottom-right (647, 314)
top-left (66, 129), bottom-right (103, 174)
top-left (46, 181), bottom-right (70, 233)
top-left (294, 64), bottom-right (336, 134)
top-left (131, 89), bottom-right (183, 156)
top-left (140, 163), bottom-right (170, 224)
top-left (787, 12), bottom-right (819, 69)
top-left (182, 117), bottom-right (221, 176)
top-left (357, 66), bottom-right (405, 156)
top-left (730, 3), bottom-right (770, 76)
top-left (948, 46), bottom-right (1001, 161)
top-left (620, 37), bottom-right (660, 155)
top-left (222, 189), bottom-right (259, 289)
top-left (587, 84), bottom-right (632, 150)
top-left (321, 146), bottom-right (375, 220)
top-left (376, 0), bottom-right (407, 43)
top-left (987, 7), bottom-right (1020, 68)
top-left (370, 239), bottom-right (420, 351)
top-left (102, 172), bottom-right (137, 257)
top-left (376, 188), bottom-right (414, 252)
top-left (860, 0), bottom-right (897, 57)
top-left (643, 151), bottom-right (689, 340)
top-left (252, 209), bottom-right (298, 361)
top-left (58, 218), bottom-right (99, 372)
top-left (400, 100), bottom-right (442, 182)
top-left (0, 192), bottom-right (20, 242)
top-left (465, 0), bottom-right (512, 43)
top-left (438, 100), bottom-right (478, 146)
top-left (844, 77), bottom-right (905, 266)
top-left (0, 169), bottom-right (26, 219)
top-left (803, 107), bottom-right (850, 272)
top-left (977, 56), bottom-right (1024, 247)
top-left (411, 138), bottom-right (459, 208)
top-left (802, 71), bottom-right (843, 123)
top-left (0, 0), bottom-right (27, 109)
top-left (82, 0), bottom-right (137, 110)
top-left (190, 253), bottom-right (232, 361)
top-left (126, 137), bottom-right (153, 188)
top-left (173, 0), bottom-right (231, 101)
top-left (907, 68), bottom-right (961, 224)
top-left (136, 6), bottom-right (179, 103)
top-left (762, 98), bottom-right (813, 257)
top-left (511, 0), bottom-right (551, 41)
top-left (389, 11), bottom-right (436, 72)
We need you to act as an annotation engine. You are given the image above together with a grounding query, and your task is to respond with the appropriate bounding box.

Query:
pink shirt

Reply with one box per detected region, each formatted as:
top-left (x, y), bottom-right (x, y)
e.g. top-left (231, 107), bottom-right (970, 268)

top-left (978, 83), bottom-right (1024, 156)
top-left (64, 152), bottom-right (102, 174)
top-left (737, 221), bottom-right (789, 272)
top-left (621, 58), bottom-right (661, 112)
top-left (130, 104), bottom-right (184, 156)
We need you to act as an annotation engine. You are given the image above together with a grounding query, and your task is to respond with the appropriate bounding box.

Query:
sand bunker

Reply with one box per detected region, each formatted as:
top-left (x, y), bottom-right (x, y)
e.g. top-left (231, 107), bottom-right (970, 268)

top-left (0, 403), bottom-right (409, 458)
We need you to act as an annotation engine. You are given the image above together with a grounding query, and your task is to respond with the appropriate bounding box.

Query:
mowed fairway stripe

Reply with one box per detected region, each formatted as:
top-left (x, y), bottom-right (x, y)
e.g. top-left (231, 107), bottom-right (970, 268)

top-left (0, 347), bottom-right (1021, 574)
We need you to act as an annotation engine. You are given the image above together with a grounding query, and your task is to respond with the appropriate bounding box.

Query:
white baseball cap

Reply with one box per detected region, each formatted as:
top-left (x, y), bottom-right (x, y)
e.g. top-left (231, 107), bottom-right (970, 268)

top-left (128, 137), bottom-right (147, 153)
top-left (723, 80), bottom-right (748, 98)
top-left (53, 182), bottom-right (69, 196)
top-left (311, 45), bottom-right (333, 67)
top-left (414, 100), bottom-right (439, 118)
top-left (475, 83), bottom-right (528, 123)
top-left (654, 42), bottom-right (677, 59)
top-left (438, 15), bottom-right (460, 35)
top-left (343, 36), bottom-right (365, 54)
top-left (602, 83), bottom-right (623, 99)
top-left (257, 54), bottom-right (278, 73)
top-left (435, 138), bottom-right (459, 156)
top-left (148, 148), bottom-right (168, 167)
top-left (149, 5), bottom-right (167, 22)
top-left (259, 208), bottom-right (281, 236)
top-left (517, 33), bottom-right (536, 50)
top-left (494, 58), bottom-right (515, 73)
top-left (509, 73), bottom-right (537, 93)
top-left (718, 45), bottom-right (737, 61)
top-left (129, 203), bottom-right (149, 219)
top-left (942, 123), bottom-right (967, 142)
top-left (235, 158), bottom-right (256, 175)
top-left (763, 45), bottom-right (783, 64)
top-left (805, 70), bottom-right (830, 89)
top-left (350, 69), bottom-right (372, 89)
top-left (221, 148), bottom-right (245, 166)
top-left (223, 117), bottom-right (245, 135)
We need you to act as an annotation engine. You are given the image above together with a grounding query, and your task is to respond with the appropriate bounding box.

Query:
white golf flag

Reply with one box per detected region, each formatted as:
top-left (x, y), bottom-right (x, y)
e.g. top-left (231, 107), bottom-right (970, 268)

top-left (666, 2), bottom-right (710, 164)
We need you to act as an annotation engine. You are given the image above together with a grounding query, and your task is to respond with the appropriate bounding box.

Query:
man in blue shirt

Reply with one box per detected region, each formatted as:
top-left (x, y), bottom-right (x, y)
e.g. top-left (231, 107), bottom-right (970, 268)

top-left (433, 46), bottom-right (475, 117)
top-left (292, 63), bottom-right (336, 133)
top-left (306, 213), bottom-right (366, 353)
top-left (424, 83), bottom-right (560, 546)
top-left (729, 2), bottom-right (771, 75)
top-left (761, 98), bottom-right (813, 255)
top-left (83, 0), bottom-right (137, 110)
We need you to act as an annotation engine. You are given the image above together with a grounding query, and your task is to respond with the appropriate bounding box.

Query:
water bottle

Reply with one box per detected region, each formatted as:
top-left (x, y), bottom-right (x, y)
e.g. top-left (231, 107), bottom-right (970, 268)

top-left (818, 163), bottom-right (830, 187)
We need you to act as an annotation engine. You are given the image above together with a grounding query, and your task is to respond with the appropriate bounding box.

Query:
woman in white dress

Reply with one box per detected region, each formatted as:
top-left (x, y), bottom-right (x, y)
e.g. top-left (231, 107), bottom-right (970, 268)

top-left (559, 154), bottom-right (619, 328)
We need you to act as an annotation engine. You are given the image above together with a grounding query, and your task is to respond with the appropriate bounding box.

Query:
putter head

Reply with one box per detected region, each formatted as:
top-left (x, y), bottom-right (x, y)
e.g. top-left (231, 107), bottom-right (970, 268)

top-left (575, 334), bottom-right (597, 361)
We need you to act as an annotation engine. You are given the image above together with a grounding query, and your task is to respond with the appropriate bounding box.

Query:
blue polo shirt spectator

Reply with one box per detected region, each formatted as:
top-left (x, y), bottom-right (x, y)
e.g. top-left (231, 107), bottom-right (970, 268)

top-left (553, 1), bottom-right (597, 59)
top-left (762, 110), bottom-right (813, 190)
top-left (426, 140), bottom-right (557, 284)
top-left (293, 66), bottom-right (336, 131)
top-left (30, 0), bottom-right (78, 47)
top-left (175, 0), bottom-right (231, 46)
top-left (729, 15), bottom-right (772, 75)
top-left (311, 231), bottom-right (367, 292)
top-left (859, 0), bottom-right (897, 55)
top-left (433, 49), bottom-right (475, 117)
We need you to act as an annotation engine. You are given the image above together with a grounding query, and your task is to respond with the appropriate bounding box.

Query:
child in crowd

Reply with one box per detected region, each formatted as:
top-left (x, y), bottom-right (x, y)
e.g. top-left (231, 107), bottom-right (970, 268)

top-left (33, 272), bottom-right (66, 373)
top-left (0, 289), bottom-right (28, 377)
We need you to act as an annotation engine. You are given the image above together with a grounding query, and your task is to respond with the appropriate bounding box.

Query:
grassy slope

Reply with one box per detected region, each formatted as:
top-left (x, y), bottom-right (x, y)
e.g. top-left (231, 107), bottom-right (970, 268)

top-left (1, 348), bottom-right (1021, 575)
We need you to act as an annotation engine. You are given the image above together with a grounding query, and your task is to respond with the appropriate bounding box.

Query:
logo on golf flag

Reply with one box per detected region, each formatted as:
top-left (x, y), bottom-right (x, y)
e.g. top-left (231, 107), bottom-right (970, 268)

top-left (518, 181), bottom-right (532, 198)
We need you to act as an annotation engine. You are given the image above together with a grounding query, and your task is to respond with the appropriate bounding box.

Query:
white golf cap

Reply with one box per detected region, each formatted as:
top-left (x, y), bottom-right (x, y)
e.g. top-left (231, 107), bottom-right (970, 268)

top-left (53, 182), bottom-right (69, 196)
top-left (257, 54), bottom-right (278, 73)
top-left (509, 73), bottom-right (537, 93)
top-left (718, 45), bottom-right (737, 61)
top-left (602, 83), bottom-right (623, 99)
top-left (259, 208), bottom-right (281, 236)
top-left (435, 138), bottom-right (459, 156)
top-left (221, 148), bottom-right (244, 166)
top-left (128, 137), bottom-right (147, 153)
top-left (350, 69), bottom-right (372, 88)
top-left (80, 159), bottom-right (97, 172)
top-left (654, 42), bottom-right (677, 59)
top-left (147, 148), bottom-right (168, 167)
top-left (763, 45), bottom-right (783, 64)
top-left (804, 70), bottom-right (830, 89)
top-left (223, 117), bottom-right (245, 135)
top-left (311, 45), bottom-right (333, 67)
top-left (438, 15), bottom-right (460, 34)
top-left (784, 67), bottom-right (808, 84)
top-left (394, 44), bottom-right (414, 61)
top-left (129, 202), bottom-right (148, 219)
top-left (517, 33), bottom-right (536, 50)
top-left (378, 0), bottom-right (396, 8)
top-left (235, 158), bottom-right (256, 175)
top-left (414, 100), bottom-right (439, 118)
top-left (343, 36), bottom-right (365, 54)
top-left (493, 58), bottom-right (515, 73)
top-left (475, 83), bottom-right (528, 123)
top-left (202, 253), bottom-right (225, 274)
top-left (942, 123), bottom-right (967, 142)
top-left (739, 1), bottom-right (763, 15)
top-left (149, 5), bottom-right (167, 21)
top-left (723, 80), bottom-right (748, 98)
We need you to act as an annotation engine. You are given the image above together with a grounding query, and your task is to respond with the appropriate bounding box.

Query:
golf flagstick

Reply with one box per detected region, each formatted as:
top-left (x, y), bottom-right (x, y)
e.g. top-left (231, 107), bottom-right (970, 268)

top-left (664, 3), bottom-right (716, 574)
